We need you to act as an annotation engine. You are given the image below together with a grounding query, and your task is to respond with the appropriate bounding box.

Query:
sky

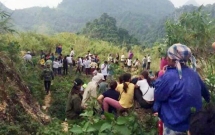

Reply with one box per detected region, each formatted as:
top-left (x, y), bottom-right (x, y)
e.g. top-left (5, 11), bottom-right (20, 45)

top-left (0, 0), bottom-right (214, 10)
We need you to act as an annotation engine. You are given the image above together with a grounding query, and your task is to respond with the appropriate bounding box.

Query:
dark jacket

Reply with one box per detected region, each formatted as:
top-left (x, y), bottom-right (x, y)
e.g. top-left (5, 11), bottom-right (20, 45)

top-left (41, 68), bottom-right (54, 81)
top-left (66, 93), bottom-right (83, 120)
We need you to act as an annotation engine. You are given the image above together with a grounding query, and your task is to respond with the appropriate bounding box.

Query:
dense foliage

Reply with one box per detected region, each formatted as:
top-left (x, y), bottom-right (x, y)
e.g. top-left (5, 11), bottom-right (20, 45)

top-left (81, 13), bottom-right (139, 45)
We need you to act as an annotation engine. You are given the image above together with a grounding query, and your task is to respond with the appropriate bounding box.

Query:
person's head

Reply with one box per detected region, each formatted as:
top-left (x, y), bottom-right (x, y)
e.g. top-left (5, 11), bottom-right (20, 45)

top-left (140, 71), bottom-right (151, 86)
top-left (189, 104), bottom-right (215, 135)
top-left (67, 55), bottom-right (69, 57)
top-left (109, 81), bottom-right (117, 90)
top-left (64, 56), bottom-right (67, 59)
top-left (167, 43), bottom-right (196, 79)
top-left (136, 58), bottom-right (138, 61)
top-left (55, 58), bottom-right (58, 61)
top-left (71, 48), bottom-right (73, 50)
top-left (104, 61), bottom-right (108, 64)
top-left (51, 53), bottom-right (54, 55)
top-left (122, 73), bottom-right (131, 93)
top-left (71, 78), bottom-right (84, 95)
top-left (92, 70), bottom-right (98, 76)
top-left (144, 56), bottom-right (146, 58)
top-left (118, 75), bottom-right (124, 84)
top-left (41, 50), bottom-right (43, 52)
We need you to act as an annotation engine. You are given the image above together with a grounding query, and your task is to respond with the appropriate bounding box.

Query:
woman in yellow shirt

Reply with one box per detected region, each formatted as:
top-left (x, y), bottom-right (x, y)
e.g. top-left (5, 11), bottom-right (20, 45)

top-left (103, 73), bottom-right (135, 111)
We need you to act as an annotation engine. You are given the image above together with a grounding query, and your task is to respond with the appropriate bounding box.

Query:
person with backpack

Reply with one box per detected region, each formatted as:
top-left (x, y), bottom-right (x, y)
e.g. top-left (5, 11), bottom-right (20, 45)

top-left (41, 64), bottom-right (54, 95)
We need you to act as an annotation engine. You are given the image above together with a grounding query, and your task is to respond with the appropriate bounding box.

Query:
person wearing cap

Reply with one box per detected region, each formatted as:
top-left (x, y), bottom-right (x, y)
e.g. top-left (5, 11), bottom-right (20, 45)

top-left (153, 43), bottom-right (210, 134)
top-left (82, 74), bottom-right (103, 106)
top-left (66, 78), bottom-right (85, 120)
top-left (41, 64), bottom-right (54, 94)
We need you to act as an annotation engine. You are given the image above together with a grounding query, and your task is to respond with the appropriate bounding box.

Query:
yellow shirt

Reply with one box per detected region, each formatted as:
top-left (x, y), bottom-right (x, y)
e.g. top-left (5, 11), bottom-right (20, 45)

top-left (116, 82), bottom-right (134, 108)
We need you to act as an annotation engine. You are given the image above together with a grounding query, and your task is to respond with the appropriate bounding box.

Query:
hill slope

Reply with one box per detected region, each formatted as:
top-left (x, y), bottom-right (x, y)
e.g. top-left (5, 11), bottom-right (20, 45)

top-left (1, 0), bottom-right (175, 42)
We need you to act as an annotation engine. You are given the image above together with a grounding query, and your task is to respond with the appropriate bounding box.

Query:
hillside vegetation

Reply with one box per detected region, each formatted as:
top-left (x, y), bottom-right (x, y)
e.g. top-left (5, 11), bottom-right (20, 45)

top-left (0, 0), bottom-right (174, 43)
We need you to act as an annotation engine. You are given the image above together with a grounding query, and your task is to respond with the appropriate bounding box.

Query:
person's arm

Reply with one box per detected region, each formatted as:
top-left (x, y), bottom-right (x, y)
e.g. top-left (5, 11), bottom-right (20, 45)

top-left (199, 77), bottom-right (210, 103)
top-left (154, 75), bottom-right (172, 102)
top-left (97, 94), bottom-right (104, 105)
top-left (82, 86), bottom-right (90, 106)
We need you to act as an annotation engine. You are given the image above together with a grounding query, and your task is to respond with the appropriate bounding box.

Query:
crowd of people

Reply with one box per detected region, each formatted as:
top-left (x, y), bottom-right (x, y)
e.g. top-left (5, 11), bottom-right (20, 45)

top-left (64, 44), bottom-right (214, 135)
top-left (22, 43), bottom-right (215, 135)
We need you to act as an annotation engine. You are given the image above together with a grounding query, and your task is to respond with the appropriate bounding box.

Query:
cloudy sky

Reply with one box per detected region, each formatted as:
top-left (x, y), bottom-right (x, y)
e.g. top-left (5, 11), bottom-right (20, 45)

top-left (0, 0), bottom-right (214, 10)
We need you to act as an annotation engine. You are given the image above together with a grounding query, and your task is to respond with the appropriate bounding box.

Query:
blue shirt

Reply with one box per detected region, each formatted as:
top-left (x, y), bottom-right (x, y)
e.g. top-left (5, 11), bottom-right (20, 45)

top-left (153, 66), bottom-right (210, 132)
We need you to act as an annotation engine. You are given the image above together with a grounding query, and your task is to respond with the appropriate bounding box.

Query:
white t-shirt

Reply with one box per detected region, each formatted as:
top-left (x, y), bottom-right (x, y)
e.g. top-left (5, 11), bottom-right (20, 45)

top-left (121, 55), bottom-right (125, 61)
top-left (147, 56), bottom-right (151, 63)
top-left (58, 60), bottom-right (63, 67)
top-left (101, 64), bottom-right (108, 76)
top-left (127, 59), bottom-right (132, 66)
top-left (84, 60), bottom-right (91, 68)
top-left (136, 79), bottom-right (154, 101)
top-left (70, 50), bottom-right (75, 57)
top-left (66, 56), bottom-right (73, 64)
top-left (53, 61), bottom-right (59, 68)
top-left (23, 54), bottom-right (32, 61)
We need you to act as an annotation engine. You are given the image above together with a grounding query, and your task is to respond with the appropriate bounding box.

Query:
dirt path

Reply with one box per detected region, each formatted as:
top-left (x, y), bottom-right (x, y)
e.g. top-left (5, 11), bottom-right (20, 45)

top-left (42, 92), bottom-right (51, 112)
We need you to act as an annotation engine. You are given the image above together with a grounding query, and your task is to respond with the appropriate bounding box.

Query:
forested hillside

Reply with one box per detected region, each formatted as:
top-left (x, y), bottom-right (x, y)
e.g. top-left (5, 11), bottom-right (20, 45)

top-left (0, 0), bottom-right (175, 42)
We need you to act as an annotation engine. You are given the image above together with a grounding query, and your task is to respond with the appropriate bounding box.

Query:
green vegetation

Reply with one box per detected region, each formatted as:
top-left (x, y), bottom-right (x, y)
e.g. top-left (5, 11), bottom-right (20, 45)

top-left (81, 13), bottom-right (139, 45)
top-left (1, 0), bottom-right (175, 43)
top-left (0, 5), bottom-right (215, 135)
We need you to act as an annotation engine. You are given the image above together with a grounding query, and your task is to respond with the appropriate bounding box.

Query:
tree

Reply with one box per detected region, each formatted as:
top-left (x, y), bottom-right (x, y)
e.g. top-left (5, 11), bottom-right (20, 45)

top-left (82, 13), bottom-right (139, 46)
top-left (165, 7), bottom-right (215, 59)
top-left (0, 9), bottom-right (14, 33)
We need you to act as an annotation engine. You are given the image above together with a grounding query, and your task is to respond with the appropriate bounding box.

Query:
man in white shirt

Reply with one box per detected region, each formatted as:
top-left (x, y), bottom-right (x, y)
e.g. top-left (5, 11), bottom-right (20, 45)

top-left (66, 55), bottom-right (73, 74)
top-left (84, 58), bottom-right (91, 75)
top-left (23, 51), bottom-right (33, 65)
top-left (100, 61), bottom-right (108, 80)
top-left (127, 58), bottom-right (132, 71)
top-left (70, 48), bottom-right (75, 57)
top-left (147, 55), bottom-right (151, 70)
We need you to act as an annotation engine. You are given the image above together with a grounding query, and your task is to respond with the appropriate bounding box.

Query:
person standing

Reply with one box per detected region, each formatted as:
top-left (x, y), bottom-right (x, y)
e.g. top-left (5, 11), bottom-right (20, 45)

top-left (127, 58), bottom-right (132, 71)
top-left (84, 57), bottom-right (91, 76)
top-left (101, 61), bottom-right (108, 80)
top-left (142, 56), bottom-right (147, 69)
top-left (75, 57), bottom-right (82, 74)
top-left (121, 53), bottom-right (125, 62)
top-left (66, 55), bottom-right (73, 75)
top-left (147, 55), bottom-right (151, 70)
top-left (53, 58), bottom-right (59, 76)
top-left (58, 57), bottom-right (63, 75)
top-left (63, 56), bottom-right (68, 75)
top-left (41, 64), bottom-right (54, 94)
top-left (70, 48), bottom-right (75, 57)
top-left (153, 44), bottom-right (210, 134)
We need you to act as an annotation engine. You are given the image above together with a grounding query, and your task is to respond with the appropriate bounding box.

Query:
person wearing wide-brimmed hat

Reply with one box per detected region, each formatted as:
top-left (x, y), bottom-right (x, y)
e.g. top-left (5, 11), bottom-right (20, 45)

top-left (153, 43), bottom-right (210, 134)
